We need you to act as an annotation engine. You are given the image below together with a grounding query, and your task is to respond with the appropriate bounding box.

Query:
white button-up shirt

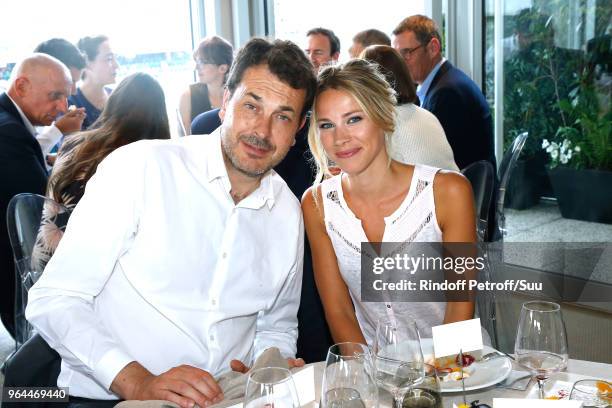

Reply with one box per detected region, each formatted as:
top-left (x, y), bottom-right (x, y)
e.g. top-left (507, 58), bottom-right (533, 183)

top-left (26, 129), bottom-right (304, 400)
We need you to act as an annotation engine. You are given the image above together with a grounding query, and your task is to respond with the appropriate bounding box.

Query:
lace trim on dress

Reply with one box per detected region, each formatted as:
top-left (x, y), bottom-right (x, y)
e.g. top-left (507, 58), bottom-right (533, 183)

top-left (327, 220), bottom-right (375, 260)
top-left (386, 212), bottom-right (433, 257)
top-left (390, 179), bottom-right (430, 225)
top-left (326, 190), bottom-right (340, 205)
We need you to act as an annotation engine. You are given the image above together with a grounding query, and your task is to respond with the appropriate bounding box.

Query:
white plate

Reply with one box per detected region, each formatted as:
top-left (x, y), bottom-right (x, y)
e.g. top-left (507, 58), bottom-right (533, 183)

top-left (420, 339), bottom-right (513, 393)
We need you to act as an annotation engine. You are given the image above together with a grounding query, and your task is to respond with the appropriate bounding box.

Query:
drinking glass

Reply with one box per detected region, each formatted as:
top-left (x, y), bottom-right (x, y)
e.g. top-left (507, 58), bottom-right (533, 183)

top-left (321, 342), bottom-right (379, 408)
top-left (244, 367), bottom-right (300, 408)
top-left (514, 301), bottom-right (569, 399)
top-left (570, 379), bottom-right (612, 408)
top-left (373, 319), bottom-right (425, 408)
top-left (401, 364), bottom-right (443, 408)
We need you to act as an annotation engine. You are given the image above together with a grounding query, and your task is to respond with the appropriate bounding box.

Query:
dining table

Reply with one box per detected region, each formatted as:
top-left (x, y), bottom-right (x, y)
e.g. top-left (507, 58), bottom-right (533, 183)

top-left (302, 357), bottom-right (612, 408)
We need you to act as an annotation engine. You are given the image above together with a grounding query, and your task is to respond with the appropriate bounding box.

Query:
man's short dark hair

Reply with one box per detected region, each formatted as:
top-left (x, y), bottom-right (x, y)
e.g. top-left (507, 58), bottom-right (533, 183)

top-left (393, 15), bottom-right (442, 47)
top-left (353, 29), bottom-right (391, 48)
top-left (226, 38), bottom-right (316, 120)
top-left (306, 27), bottom-right (341, 56)
top-left (33, 38), bottom-right (86, 70)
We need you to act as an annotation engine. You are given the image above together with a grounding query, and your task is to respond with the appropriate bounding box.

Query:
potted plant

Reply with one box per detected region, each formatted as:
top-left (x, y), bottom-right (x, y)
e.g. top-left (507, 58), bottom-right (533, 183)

top-left (543, 80), bottom-right (612, 224)
top-left (502, 22), bottom-right (583, 210)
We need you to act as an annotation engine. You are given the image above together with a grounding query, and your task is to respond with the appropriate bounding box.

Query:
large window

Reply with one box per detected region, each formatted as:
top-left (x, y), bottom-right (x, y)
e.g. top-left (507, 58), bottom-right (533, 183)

top-left (272, 0), bottom-right (427, 61)
top-left (485, 0), bottom-right (612, 241)
top-left (0, 0), bottom-right (197, 136)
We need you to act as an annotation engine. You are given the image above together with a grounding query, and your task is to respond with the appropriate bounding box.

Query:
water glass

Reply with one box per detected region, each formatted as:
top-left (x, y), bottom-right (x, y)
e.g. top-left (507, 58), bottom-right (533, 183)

top-left (321, 342), bottom-right (379, 408)
top-left (244, 367), bottom-right (300, 408)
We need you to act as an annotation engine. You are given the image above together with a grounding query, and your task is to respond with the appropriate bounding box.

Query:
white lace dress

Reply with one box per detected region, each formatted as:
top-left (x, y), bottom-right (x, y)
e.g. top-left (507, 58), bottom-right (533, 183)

top-left (321, 164), bottom-right (446, 346)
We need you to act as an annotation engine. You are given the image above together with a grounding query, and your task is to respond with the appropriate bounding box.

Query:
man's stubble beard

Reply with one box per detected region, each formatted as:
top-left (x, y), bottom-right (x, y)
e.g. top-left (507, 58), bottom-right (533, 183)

top-left (220, 127), bottom-right (288, 178)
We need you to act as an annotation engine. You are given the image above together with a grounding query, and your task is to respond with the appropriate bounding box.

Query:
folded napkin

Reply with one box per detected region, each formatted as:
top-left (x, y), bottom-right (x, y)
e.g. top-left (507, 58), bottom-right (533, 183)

top-left (115, 347), bottom-right (290, 408)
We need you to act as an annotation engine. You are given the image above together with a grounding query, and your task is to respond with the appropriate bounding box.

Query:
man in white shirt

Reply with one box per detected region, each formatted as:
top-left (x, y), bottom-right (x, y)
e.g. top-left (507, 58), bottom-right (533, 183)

top-left (26, 38), bottom-right (316, 408)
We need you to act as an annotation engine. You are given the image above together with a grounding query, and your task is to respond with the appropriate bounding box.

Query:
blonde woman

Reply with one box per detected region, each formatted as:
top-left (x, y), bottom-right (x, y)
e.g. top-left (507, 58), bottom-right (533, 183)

top-left (302, 60), bottom-right (475, 345)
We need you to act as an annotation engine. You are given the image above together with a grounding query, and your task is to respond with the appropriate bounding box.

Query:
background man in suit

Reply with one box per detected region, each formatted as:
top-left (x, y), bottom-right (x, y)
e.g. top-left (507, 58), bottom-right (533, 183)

top-left (392, 15), bottom-right (496, 171)
top-left (305, 27), bottom-right (341, 71)
top-left (0, 54), bottom-right (72, 338)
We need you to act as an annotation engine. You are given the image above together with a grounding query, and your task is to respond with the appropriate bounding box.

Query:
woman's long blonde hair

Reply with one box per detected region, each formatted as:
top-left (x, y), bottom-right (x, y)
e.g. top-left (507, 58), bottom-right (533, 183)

top-left (308, 59), bottom-right (397, 186)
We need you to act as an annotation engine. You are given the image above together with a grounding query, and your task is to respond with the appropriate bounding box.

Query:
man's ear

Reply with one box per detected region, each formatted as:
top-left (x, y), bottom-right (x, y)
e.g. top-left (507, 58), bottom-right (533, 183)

top-left (428, 37), bottom-right (442, 57)
top-left (13, 77), bottom-right (31, 97)
top-left (298, 114), bottom-right (307, 131)
top-left (219, 88), bottom-right (231, 122)
top-left (332, 52), bottom-right (340, 62)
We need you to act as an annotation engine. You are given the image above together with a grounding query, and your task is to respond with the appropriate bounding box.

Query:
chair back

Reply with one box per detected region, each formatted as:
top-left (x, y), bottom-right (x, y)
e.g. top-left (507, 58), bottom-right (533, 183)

top-left (495, 132), bottom-right (528, 239)
top-left (6, 193), bottom-right (71, 346)
top-left (2, 333), bottom-right (61, 396)
top-left (461, 160), bottom-right (495, 241)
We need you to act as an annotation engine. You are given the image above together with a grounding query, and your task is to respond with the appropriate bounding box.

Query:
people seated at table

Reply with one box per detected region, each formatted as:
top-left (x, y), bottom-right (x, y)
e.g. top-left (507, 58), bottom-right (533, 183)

top-left (33, 38), bottom-right (87, 165)
top-left (348, 28), bottom-right (391, 58)
top-left (0, 54), bottom-right (72, 339)
top-left (179, 36), bottom-right (233, 134)
top-left (26, 37), bottom-right (315, 408)
top-left (29, 73), bottom-right (171, 272)
top-left (70, 35), bottom-right (119, 130)
top-left (360, 45), bottom-right (458, 171)
top-left (302, 59), bottom-right (476, 346)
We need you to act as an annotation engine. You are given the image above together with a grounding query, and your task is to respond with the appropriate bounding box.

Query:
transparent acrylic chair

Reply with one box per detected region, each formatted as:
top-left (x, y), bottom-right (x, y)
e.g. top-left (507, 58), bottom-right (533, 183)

top-left (6, 193), bottom-right (72, 348)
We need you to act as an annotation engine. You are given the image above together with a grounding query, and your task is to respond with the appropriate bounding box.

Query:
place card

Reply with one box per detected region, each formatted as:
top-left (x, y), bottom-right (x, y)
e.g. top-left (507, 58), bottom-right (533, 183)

top-left (293, 364), bottom-right (316, 405)
top-left (431, 318), bottom-right (483, 358)
top-left (494, 398), bottom-right (582, 408)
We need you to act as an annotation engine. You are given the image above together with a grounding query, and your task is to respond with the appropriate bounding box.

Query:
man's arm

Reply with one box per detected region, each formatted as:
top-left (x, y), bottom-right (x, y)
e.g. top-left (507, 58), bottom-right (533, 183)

top-left (26, 145), bottom-right (224, 408)
top-left (26, 146), bottom-right (145, 389)
top-left (252, 215), bottom-right (304, 360)
top-left (36, 108), bottom-right (86, 158)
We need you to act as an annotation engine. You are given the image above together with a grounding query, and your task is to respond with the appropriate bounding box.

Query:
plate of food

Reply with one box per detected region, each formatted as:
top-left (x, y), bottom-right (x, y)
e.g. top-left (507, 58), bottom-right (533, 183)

top-left (420, 339), bottom-right (513, 393)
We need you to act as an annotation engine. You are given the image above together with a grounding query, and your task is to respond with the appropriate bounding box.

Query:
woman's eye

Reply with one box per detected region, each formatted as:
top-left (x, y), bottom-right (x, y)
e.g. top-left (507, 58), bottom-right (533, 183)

top-left (347, 116), bottom-right (362, 124)
top-left (318, 122), bottom-right (334, 130)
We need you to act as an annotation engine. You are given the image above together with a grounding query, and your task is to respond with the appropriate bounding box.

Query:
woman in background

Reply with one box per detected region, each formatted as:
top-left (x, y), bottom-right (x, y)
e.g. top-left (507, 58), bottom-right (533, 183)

top-left (361, 45), bottom-right (458, 171)
top-left (70, 35), bottom-right (119, 129)
top-left (302, 60), bottom-right (475, 345)
top-left (179, 36), bottom-right (233, 134)
top-left (49, 72), bottom-right (170, 207)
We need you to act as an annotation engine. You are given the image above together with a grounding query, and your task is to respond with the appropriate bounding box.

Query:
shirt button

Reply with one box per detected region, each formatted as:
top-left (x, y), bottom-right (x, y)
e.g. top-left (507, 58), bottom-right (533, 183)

top-left (222, 252), bottom-right (227, 259)
top-left (211, 299), bottom-right (216, 306)
top-left (210, 334), bottom-right (215, 341)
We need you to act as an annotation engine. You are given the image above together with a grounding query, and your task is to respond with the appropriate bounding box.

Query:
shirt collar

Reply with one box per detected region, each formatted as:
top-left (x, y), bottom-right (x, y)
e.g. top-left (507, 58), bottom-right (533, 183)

top-left (416, 57), bottom-right (447, 105)
top-left (206, 128), bottom-right (277, 210)
top-left (6, 93), bottom-right (37, 136)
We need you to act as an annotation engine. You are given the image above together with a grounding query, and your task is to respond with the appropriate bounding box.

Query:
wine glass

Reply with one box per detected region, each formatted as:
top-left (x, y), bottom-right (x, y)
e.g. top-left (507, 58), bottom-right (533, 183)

top-left (321, 342), bottom-right (379, 408)
top-left (570, 379), bottom-right (612, 408)
top-left (244, 367), bottom-right (300, 408)
top-left (514, 301), bottom-right (569, 399)
top-left (373, 319), bottom-right (425, 408)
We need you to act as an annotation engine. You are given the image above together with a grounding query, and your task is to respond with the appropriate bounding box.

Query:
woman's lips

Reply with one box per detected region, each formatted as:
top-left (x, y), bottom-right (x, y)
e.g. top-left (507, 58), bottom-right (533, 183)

top-left (335, 147), bottom-right (361, 159)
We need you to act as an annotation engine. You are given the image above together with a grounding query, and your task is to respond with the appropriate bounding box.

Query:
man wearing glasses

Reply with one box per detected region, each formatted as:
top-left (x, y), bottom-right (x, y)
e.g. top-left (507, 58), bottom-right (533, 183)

top-left (392, 15), bottom-right (496, 171)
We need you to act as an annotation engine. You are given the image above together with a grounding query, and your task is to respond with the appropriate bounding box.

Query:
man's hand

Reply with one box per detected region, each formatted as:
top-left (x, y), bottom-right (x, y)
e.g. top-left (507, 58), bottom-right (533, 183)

top-left (55, 107), bottom-right (86, 134)
top-left (111, 361), bottom-right (223, 408)
top-left (230, 358), bottom-right (305, 374)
